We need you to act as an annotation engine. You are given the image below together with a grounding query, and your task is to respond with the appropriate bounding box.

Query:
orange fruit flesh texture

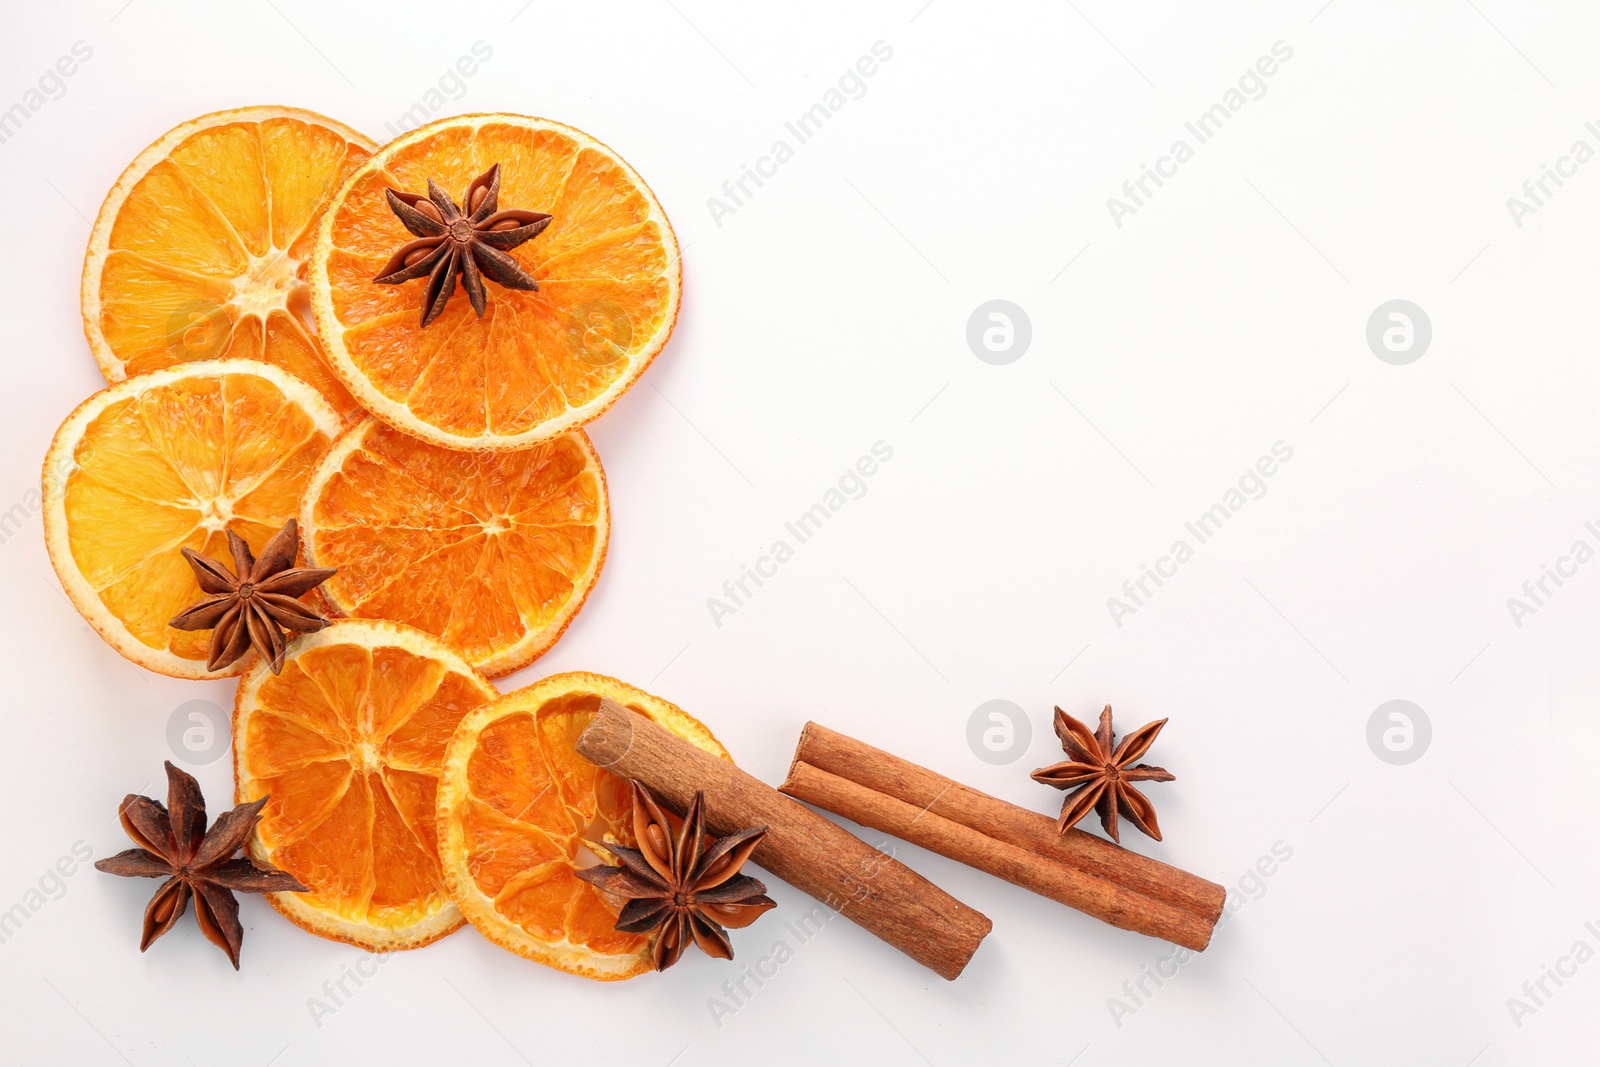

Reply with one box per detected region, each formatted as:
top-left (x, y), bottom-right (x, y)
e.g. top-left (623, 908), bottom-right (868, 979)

top-left (243, 640), bottom-right (493, 928)
top-left (311, 423), bottom-right (603, 668)
top-left (98, 116), bottom-right (370, 416)
top-left (64, 371), bottom-right (332, 662)
top-left (324, 122), bottom-right (673, 439)
top-left (463, 693), bottom-right (648, 956)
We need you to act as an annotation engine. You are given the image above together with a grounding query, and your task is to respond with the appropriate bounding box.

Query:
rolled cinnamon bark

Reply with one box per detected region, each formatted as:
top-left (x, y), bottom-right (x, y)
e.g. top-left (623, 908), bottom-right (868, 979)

top-left (783, 761), bottom-right (1216, 951)
top-left (576, 699), bottom-right (992, 980)
top-left (788, 723), bottom-right (1225, 927)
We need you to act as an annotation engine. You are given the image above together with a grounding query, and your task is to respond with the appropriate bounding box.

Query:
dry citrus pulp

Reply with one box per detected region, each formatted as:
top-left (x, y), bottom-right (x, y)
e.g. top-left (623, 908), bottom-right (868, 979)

top-left (300, 417), bottom-right (608, 677)
top-left (310, 113), bottom-right (681, 450)
top-left (82, 105), bottom-right (376, 419)
top-left (235, 619), bottom-right (498, 950)
top-left (42, 361), bottom-right (342, 679)
top-left (436, 673), bottom-right (730, 979)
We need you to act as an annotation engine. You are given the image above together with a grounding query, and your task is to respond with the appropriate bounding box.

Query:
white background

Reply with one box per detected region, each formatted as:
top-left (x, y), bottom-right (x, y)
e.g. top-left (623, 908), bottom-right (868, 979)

top-left (3, 1), bottom-right (1598, 1064)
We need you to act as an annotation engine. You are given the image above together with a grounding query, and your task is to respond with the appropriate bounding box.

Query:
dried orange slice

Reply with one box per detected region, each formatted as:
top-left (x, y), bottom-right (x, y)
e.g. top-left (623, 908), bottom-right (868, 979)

top-left (42, 361), bottom-right (341, 679)
top-left (310, 114), bottom-right (681, 450)
top-left (82, 106), bottom-right (376, 419)
top-left (435, 673), bottom-right (729, 979)
top-left (235, 619), bottom-right (498, 950)
top-left (300, 417), bottom-right (608, 677)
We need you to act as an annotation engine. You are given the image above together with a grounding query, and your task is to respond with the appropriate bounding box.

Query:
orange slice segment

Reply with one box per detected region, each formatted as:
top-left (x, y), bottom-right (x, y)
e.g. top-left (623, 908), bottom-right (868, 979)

top-left (235, 619), bottom-right (498, 950)
top-left (299, 417), bottom-right (608, 676)
top-left (310, 114), bottom-right (681, 450)
top-left (436, 673), bottom-right (729, 979)
top-left (42, 361), bottom-right (341, 679)
top-left (82, 106), bottom-right (377, 419)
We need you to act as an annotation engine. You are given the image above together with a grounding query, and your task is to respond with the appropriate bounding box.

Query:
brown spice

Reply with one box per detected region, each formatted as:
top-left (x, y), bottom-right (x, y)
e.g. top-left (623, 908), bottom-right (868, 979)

top-left (784, 722), bottom-right (1225, 950)
top-left (784, 760), bottom-right (1215, 951)
top-left (574, 699), bottom-right (991, 980)
top-left (93, 762), bottom-right (305, 969)
top-left (576, 781), bottom-right (775, 971)
top-left (373, 163), bottom-right (552, 326)
top-left (168, 518), bottom-right (334, 674)
top-left (1031, 705), bottom-right (1175, 842)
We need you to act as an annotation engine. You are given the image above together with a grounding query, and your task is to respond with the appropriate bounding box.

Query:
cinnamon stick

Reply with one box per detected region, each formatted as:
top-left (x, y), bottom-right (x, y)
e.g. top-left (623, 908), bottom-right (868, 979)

top-left (575, 699), bottom-right (991, 980)
top-left (784, 761), bottom-right (1216, 951)
top-left (785, 723), bottom-right (1225, 934)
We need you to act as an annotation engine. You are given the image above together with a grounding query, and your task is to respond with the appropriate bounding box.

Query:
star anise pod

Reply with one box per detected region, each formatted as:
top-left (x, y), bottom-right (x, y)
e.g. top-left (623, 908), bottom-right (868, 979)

top-left (168, 518), bottom-right (335, 674)
top-left (576, 782), bottom-right (776, 971)
top-left (373, 162), bottom-right (553, 327)
top-left (93, 762), bottom-right (305, 969)
top-left (1030, 705), bottom-right (1176, 843)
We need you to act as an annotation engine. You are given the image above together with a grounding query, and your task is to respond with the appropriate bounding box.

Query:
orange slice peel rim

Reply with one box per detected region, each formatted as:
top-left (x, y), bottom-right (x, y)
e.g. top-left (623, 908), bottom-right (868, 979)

top-left (298, 416), bottom-right (609, 678)
top-left (234, 618), bottom-right (499, 951)
top-left (80, 104), bottom-right (376, 417)
top-left (41, 359), bottom-right (343, 679)
top-left (309, 112), bottom-right (682, 451)
top-left (435, 672), bottom-right (729, 980)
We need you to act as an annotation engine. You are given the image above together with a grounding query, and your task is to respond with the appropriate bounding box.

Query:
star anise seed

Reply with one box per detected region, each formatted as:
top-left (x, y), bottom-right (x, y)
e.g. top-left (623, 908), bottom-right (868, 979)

top-left (373, 162), bottom-right (553, 327)
top-left (576, 782), bottom-right (776, 971)
top-left (94, 762), bottom-right (305, 969)
top-left (1030, 705), bottom-right (1176, 843)
top-left (168, 518), bottom-right (335, 674)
